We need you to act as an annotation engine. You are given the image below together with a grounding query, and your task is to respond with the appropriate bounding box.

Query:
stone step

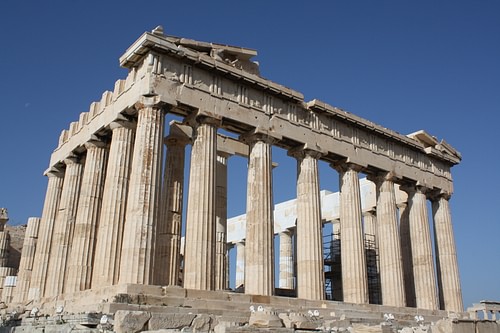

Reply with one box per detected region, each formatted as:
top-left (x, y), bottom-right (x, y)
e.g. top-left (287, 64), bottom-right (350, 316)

top-left (21, 284), bottom-right (457, 332)
top-left (109, 289), bottom-right (448, 328)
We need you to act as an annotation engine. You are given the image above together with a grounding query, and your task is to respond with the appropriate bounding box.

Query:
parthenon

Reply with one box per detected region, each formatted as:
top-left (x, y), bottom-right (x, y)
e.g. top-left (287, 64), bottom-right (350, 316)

top-left (4, 26), bottom-right (468, 331)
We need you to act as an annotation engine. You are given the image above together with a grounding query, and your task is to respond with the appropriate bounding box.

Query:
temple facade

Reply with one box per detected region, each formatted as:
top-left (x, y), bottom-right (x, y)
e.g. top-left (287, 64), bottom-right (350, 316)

top-left (13, 26), bottom-right (463, 314)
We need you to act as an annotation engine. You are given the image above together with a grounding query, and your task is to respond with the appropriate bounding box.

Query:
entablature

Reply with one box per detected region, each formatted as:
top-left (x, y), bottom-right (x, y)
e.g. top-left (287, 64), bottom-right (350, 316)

top-left (48, 27), bottom-right (461, 194)
top-left (120, 28), bottom-right (460, 166)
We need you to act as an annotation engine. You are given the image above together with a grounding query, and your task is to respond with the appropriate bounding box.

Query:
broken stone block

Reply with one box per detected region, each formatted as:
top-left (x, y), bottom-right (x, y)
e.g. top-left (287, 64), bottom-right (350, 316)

top-left (114, 310), bottom-right (151, 333)
top-left (191, 313), bottom-right (212, 332)
top-left (278, 313), bottom-right (293, 328)
top-left (288, 312), bottom-right (320, 330)
top-left (249, 310), bottom-right (283, 328)
top-left (350, 323), bottom-right (384, 332)
top-left (148, 313), bottom-right (196, 330)
top-left (213, 321), bottom-right (242, 333)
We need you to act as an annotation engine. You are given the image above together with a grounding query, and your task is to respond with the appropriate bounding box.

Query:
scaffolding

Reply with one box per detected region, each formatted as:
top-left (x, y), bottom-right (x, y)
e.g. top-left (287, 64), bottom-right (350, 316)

top-left (323, 232), bottom-right (381, 304)
top-left (323, 232), bottom-right (342, 301)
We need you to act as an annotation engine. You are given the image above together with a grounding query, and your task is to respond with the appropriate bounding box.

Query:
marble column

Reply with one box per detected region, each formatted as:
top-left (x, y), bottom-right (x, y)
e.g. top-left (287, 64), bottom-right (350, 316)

top-left (363, 210), bottom-right (377, 242)
top-left (119, 102), bottom-right (164, 285)
top-left (45, 155), bottom-right (84, 297)
top-left (432, 192), bottom-right (463, 312)
top-left (65, 140), bottom-right (108, 293)
top-left (28, 168), bottom-right (63, 300)
top-left (332, 219), bottom-right (341, 240)
top-left (244, 134), bottom-right (274, 296)
top-left (183, 117), bottom-right (218, 290)
top-left (1, 279), bottom-right (15, 303)
top-left (0, 228), bottom-right (11, 300)
top-left (294, 150), bottom-right (324, 300)
top-left (398, 201), bottom-right (416, 307)
top-left (0, 267), bottom-right (15, 300)
top-left (215, 152), bottom-right (229, 290)
top-left (0, 232), bottom-right (9, 267)
top-left (155, 133), bottom-right (188, 286)
top-left (406, 185), bottom-right (438, 310)
top-left (278, 229), bottom-right (294, 290)
top-left (235, 241), bottom-right (245, 289)
top-left (373, 173), bottom-right (405, 307)
top-left (92, 120), bottom-right (135, 287)
top-left (334, 163), bottom-right (368, 304)
top-left (13, 217), bottom-right (40, 303)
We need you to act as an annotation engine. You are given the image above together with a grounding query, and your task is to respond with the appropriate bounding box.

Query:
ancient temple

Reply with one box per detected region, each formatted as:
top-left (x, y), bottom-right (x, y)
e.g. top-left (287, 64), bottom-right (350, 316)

top-left (6, 26), bottom-right (468, 330)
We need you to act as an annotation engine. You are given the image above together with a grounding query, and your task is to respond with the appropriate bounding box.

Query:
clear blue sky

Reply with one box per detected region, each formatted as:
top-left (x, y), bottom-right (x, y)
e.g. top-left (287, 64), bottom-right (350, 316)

top-left (0, 1), bottom-right (499, 309)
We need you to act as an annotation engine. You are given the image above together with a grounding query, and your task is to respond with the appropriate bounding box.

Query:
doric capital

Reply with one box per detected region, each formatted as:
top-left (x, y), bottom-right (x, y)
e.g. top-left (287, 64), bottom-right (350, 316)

top-left (109, 119), bottom-right (137, 131)
top-left (63, 154), bottom-right (81, 166)
top-left (240, 131), bottom-right (277, 145)
top-left (362, 208), bottom-right (377, 217)
top-left (428, 188), bottom-right (452, 201)
top-left (197, 115), bottom-right (221, 127)
top-left (279, 228), bottom-right (294, 237)
top-left (330, 160), bottom-right (364, 174)
top-left (366, 171), bottom-right (399, 185)
top-left (217, 151), bottom-right (232, 164)
top-left (366, 172), bottom-right (402, 193)
top-left (134, 96), bottom-right (165, 111)
top-left (185, 113), bottom-right (221, 129)
top-left (164, 134), bottom-right (191, 148)
top-left (287, 145), bottom-right (323, 160)
top-left (84, 138), bottom-right (107, 150)
top-left (399, 182), bottom-right (429, 197)
top-left (44, 166), bottom-right (64, 178)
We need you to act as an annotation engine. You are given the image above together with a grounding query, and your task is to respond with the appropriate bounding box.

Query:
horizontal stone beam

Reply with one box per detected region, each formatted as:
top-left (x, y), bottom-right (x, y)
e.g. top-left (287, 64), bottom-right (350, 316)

top-left (169, 121), bottom-right (249, 157)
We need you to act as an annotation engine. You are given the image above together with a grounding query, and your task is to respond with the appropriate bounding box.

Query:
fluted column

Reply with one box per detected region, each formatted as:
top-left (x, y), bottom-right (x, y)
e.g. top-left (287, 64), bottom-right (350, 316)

top-left (0, 267), bottom-right (15, 299)
top-left (244, 134), bottom-right (274, 296)
top-left (183, 117), bottom-right (218, 290)
top-left (155, 133), bottom-right (189, 286)
top-left (363, 210), bottom-right (377, 242)
top-left (92, 120), bottom-right (135, 287)
top-left (398, 201), bottom-right (416, 307)
top-left (405, 185), bottom-right (438, 310)
top-left (278, 229), bottom-right (294, 290)
top-left (432, 192), bottom-right (463, 312)
top-left (0, 232), bottom-right (9, 267)
top-left (45, 155), bottom-right (84, 297)
top-left (65, 140), bottom-right (108, 293)
top-left (235, 241), bottom-right (245, 289)
top-left (372, 173), bottom-right (405, 307)
top-left (293, 149), bottom-right (324, 300)
top-left (334, 163), bottom-right (368, 304)
top-left (119, 101), bottom-right (164, 285)
top-left (28, 168), bottom-right (63, 300)
top-left (13, 217), bottom-right (40, 303)
top-left (215, 152), bottom-right (229, 290)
